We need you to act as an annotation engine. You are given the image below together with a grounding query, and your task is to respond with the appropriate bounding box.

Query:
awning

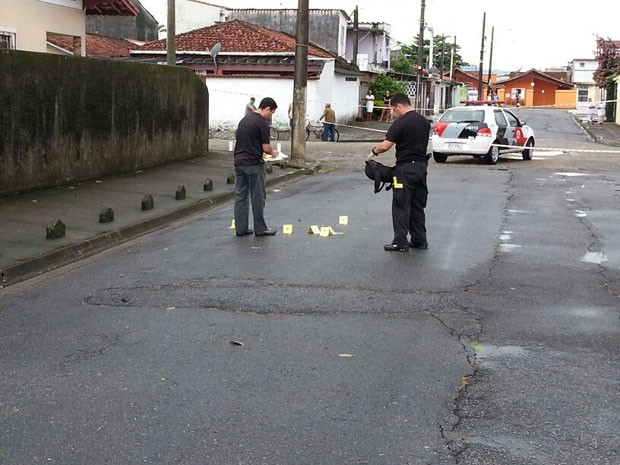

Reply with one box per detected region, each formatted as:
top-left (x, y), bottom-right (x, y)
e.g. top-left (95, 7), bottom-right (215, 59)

top-left (83, 0), bottom-right (139, 16)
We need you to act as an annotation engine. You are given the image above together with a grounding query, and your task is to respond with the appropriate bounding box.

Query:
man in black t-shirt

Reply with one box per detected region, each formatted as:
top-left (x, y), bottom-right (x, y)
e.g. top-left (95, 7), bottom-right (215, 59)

top-left (233, 97), bottom-right (279, 237)
top-left (367, 93), bottom-right (430, 252)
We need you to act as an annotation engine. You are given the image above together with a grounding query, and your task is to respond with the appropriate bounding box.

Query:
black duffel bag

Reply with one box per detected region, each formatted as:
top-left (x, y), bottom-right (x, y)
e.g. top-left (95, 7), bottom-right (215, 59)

top-left (364, 159), bottom-right (394, 193)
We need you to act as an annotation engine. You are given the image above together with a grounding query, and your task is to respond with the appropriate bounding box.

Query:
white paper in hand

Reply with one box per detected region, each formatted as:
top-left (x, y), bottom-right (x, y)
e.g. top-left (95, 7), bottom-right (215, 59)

top-left (263, 151), bottom-right (289, 162)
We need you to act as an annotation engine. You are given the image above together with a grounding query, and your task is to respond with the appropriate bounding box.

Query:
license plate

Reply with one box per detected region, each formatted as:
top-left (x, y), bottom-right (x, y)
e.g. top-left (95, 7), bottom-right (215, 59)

top-left (448, 143), bottom-right (462, 149)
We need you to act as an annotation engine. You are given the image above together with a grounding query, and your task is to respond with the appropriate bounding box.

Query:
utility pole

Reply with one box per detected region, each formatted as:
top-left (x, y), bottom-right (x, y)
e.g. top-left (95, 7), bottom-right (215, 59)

top-left (449, 35), bottom-right (456, 80)
top-left (416, 0), bottom-right (425, 112)
top-left (352, 6), bottom-right (358, 68)
top-left (291, 0), bottom-right (309, 165)
top-left (486, 26), bottom-right (494, 97)
top-left (477, 12), bottom-right (486, 100)
top-left (167, 0), bottom-right (175, 65)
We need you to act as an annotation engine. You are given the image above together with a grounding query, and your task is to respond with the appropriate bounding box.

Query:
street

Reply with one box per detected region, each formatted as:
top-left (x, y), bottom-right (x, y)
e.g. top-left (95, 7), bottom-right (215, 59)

top-left (1, 109), bottom-right (618, 464)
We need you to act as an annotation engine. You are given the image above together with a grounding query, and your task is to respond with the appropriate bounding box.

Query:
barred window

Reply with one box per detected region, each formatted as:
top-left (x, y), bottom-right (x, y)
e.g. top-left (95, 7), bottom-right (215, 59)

top-left (0, 29), bottom-right (16, 50)
top-left (577, 85), bottom-right (589, 103)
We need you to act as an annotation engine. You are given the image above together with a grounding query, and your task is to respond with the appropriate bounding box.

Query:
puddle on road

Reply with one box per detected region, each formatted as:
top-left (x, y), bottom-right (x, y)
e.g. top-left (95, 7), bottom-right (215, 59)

top-left (474, 344), bottom-right (526, 359)
top-left (555, 172), bottom-right (587, 177)
top-left (500, 243), bottom-right (522, 252)
top-left (581, 251), bottom-right (607, 264)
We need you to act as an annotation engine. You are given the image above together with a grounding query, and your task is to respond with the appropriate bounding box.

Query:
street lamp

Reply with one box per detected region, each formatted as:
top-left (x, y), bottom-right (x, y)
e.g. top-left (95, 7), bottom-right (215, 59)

top-left (426, 26), bottom-right (434, 71)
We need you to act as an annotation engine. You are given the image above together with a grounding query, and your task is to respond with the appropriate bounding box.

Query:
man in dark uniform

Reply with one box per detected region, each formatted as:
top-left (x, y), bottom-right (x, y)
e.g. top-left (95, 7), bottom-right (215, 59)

top-left (367, 93), bottom-right (430, 252)
top-left (233, 97), bottom-right (279, 237)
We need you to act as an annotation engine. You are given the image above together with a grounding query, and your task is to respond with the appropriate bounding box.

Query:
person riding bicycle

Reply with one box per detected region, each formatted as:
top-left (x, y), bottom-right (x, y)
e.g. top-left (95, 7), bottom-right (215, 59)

top-left (319, 103), bottom-right (336, 142)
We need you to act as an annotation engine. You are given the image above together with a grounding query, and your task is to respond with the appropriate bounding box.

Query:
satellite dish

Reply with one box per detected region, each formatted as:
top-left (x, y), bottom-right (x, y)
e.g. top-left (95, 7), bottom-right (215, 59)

top-left (210, 42), bottom-right (222, 59)
top-left (209, 42), bottom-right (222, 69)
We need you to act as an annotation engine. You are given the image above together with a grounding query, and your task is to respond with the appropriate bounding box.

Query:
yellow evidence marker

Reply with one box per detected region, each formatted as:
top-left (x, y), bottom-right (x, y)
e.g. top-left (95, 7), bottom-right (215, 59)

top-left (307, 225), bottom-right (321, 234)
top-left (319, 226), bottom-right (333, 237)
top-left (339, 215), bottom-right (349, 225)
top-left (230, 219), bottom-right (236, 229)
top-left (283, 224), bottom-right (294, 234)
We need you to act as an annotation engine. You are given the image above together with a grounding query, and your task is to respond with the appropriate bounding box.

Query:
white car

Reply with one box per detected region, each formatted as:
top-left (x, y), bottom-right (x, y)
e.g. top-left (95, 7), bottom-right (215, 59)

top-left (431, 105), bottom-right (535, 164)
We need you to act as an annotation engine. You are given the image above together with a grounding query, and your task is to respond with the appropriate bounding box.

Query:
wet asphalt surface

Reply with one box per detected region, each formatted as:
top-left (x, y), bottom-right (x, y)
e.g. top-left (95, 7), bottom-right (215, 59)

top-left (1, 108), bottom-right (618, 464)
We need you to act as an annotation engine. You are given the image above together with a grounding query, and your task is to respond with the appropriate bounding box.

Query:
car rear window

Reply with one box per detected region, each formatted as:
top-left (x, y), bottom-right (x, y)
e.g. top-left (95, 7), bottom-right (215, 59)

top-left (440, 110), bottom-right (485, 123)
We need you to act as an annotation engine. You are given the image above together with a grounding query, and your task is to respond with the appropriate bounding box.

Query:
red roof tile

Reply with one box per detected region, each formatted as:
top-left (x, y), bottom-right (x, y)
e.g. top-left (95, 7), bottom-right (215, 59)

top-left (137, 19), bottom-right (333, 58)
top-left (47, 33), bottom-right (134, 58)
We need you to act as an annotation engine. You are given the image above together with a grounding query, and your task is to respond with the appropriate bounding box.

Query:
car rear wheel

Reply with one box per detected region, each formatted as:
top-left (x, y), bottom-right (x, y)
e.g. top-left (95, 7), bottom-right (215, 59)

top-left (522, 138), bottom-right (534, 160)
top-left (484, 144), bottom-right (499, 165)
top-left (433, 152), bottom-right (448, 163)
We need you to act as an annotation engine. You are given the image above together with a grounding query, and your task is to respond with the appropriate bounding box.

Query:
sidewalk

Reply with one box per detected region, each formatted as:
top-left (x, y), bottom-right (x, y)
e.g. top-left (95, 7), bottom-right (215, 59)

top-left (0, 145), bottom-right (311, 287)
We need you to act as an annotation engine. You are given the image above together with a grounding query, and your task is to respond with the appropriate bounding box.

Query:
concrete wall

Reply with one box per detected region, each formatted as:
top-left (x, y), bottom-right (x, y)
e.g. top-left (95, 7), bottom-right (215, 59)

top-left (556, 89), bottom-right (577, 109)
top-left (0, 0), bottom-right (86, 56)
top-left (175, 0), bottom-right (223, 36)
top-left (228, 9), bottom-right (345, 56)
top-left (0, 50), bottom-right (209, 196)
top-left (203, 61), bottom-right (359, 130)
top-left (87, 6), bottom-right (159, 41)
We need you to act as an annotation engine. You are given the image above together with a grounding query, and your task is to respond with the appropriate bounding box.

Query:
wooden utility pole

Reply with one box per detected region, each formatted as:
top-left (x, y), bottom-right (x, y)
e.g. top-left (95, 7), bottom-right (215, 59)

top-left (167, 0), bottom-right (175, 65)
top-left (291, 0), bottom-right (309, 165)
top-left (416, 0), bottom-right (426, 112)
top-left (477, 12), bottom-right (486, 100)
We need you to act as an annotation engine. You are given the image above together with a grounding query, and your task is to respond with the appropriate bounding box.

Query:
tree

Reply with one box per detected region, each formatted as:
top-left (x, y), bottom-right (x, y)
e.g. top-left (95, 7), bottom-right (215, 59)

top-left (391, 55), bottom-right (413, 74)
top-left (594, 37), bottom-right (620, 120)
top-left (399, 36), bottom-right (467, 73)
top-left (371, 74), bottom-right (405, 98)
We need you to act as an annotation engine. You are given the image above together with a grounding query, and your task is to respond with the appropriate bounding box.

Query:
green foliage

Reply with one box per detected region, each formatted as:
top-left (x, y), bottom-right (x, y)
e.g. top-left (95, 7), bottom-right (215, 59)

top-left (371, 74), bottom-right (405, 98)
top-left (391, 55), bottom-right (413, 74)
top-left (399, 35), bottom-right (468, 71)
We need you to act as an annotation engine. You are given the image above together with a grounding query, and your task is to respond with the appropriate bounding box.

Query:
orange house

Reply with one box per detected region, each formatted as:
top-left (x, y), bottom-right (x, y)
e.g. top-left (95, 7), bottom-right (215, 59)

top-left (499, 69), bottom-right (573, 107)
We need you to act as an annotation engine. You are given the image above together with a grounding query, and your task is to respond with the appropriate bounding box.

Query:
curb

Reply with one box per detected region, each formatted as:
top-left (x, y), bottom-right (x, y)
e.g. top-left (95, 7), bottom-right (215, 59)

top-left (0, 166), bottom-right (312, 288)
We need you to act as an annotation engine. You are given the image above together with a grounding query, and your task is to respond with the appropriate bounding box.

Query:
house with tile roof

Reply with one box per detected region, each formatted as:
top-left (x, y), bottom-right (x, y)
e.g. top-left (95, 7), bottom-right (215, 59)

top-left (498, 69), bottom-right (573, 107)
top-left (0, 0), bottom-right (137, 56)
top-left (131, 19), bottom-right (362, 130)
top-left (47, 33), bottom-right (135, 58)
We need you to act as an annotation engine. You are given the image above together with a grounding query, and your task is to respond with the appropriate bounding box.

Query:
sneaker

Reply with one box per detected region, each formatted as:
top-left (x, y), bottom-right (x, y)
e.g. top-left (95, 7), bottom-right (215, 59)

top-left (384, 243), bottom-right (409, 252)
top-left (409, 242), bottom-right (428, 249)
top-left (255, 228), bottom-right (278, 236)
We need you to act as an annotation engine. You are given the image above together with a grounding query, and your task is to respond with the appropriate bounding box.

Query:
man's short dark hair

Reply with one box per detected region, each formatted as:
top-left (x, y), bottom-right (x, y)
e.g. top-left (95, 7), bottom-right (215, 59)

top-left (390, 94), bottom-right (411, 106)
top-left (259, 97), bottom-right (278, 110)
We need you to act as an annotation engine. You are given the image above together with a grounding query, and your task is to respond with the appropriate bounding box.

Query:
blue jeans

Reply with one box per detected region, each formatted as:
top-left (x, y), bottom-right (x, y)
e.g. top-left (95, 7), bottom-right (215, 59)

top-left (234, 163), bottom-right (269, 234)
top-left (322, 123), bottom-right (336, 142)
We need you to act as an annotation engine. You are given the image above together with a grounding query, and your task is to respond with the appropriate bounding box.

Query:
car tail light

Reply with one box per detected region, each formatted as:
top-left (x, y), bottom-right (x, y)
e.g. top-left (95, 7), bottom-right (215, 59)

top-left (433, 122), bottom-right (448, 137)
top-left (477, 127), bottom-right (492, 137)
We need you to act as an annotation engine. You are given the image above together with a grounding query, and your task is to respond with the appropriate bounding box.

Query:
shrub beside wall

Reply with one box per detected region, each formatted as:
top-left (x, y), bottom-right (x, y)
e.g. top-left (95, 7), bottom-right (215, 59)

top-left (0, 50), bottom-right (209, 196)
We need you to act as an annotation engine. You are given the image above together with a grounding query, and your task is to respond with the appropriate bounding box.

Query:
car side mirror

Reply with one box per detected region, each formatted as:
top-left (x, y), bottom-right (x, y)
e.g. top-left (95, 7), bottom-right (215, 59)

top-left (520, 120), bottom-right (526, 126)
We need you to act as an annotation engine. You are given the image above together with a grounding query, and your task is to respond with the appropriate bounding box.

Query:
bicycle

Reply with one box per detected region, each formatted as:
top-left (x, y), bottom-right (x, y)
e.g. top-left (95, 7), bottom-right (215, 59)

top-left (306, 121), bottom-right (339, 142)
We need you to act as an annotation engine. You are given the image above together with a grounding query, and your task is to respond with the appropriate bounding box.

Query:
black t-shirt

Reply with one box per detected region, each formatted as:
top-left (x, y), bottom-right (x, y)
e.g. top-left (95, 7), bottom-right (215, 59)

top-left (234, 112), bottom-right (270, 166)
top-left (385, 110), bottom-right (430, 163)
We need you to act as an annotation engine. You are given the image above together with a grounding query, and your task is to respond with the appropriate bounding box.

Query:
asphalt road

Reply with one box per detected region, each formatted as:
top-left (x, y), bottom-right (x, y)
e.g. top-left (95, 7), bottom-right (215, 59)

top-left (1, 108), bottom-right (618, 465)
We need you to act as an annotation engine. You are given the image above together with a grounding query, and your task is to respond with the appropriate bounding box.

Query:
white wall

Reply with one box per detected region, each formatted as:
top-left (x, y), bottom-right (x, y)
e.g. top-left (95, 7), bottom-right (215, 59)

top-left (205, 76), bottom-right (295, 130)
top-left (203, 60), bottom-right (360, 130)
top-left (0, 0), bottom-right (86, 55)
top-left (174, 0), bottom-right (223, 36)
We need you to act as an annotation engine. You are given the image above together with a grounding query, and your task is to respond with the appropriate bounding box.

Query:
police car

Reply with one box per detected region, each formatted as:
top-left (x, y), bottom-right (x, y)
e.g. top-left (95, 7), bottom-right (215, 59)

top-left (431, 105), bottom-right (535, 164)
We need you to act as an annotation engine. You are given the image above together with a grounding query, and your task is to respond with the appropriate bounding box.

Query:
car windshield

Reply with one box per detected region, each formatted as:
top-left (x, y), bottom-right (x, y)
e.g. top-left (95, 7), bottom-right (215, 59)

top-left (440, 109), bottom-right (485, 123)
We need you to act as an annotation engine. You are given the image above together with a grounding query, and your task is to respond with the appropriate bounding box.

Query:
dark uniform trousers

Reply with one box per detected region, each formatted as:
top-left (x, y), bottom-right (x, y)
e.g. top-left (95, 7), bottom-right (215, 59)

top-left (391, 161), bottom-right (428, 247)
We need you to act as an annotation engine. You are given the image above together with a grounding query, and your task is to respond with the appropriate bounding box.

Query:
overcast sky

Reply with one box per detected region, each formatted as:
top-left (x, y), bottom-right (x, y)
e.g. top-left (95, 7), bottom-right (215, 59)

top-left (139, 0), bottom-right (620, 71)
